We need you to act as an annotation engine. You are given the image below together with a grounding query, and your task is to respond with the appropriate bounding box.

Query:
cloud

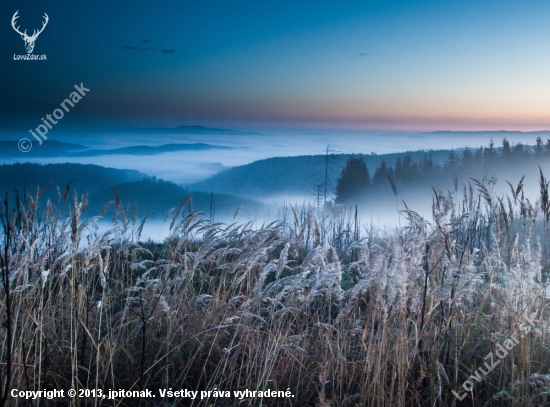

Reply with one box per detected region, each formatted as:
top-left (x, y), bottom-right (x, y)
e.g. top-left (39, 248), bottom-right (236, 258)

top-left (121, 40), bottom-right (174, 53)
top-left (143, 39), bottom-right (166, 45)
top-left (123, 45), bottom-right (157, 51)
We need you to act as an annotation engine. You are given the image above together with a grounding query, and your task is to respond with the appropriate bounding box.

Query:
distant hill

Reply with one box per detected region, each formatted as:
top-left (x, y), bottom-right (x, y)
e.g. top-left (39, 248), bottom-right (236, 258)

top-left (0, 140), bottom-right (87, 157)
top-left (416, 130), bottom-right (550, 139)
top-left (0, 140), bottom-right (230, 158)
top-left (0, 163), bottom-right (145, 202)
top-left (191, 149), bottom-right (455, 197)
top-left (0, 163), bottom-right (262, 222)
top-left (87, 178), bottom-right (264, 220)
top-left (136, 125), bottom-right (260, 135)
top-left (70, 143), bottom-right (231, 157)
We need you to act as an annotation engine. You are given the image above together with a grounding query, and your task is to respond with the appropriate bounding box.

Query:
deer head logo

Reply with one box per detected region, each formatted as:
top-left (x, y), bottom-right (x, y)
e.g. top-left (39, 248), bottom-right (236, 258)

top-left (11, 11), bottom-right (49, 54)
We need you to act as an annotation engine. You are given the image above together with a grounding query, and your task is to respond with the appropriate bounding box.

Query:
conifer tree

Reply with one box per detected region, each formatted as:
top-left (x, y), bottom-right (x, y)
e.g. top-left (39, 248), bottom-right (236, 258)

top-left (501, 138), bottom-right (512, 161)
top-left (535, 136), bottom-right (544, 158)
top-left (335, 157), bottom-right (370, 203)
top-left (483, 139), bottom-right (498, 166)
top-left (372, 159), bottom-right (390, 187)
top-left (445, 150), bottom-right (458, 171)
top-left (461, 147), bottom-right (474, 167)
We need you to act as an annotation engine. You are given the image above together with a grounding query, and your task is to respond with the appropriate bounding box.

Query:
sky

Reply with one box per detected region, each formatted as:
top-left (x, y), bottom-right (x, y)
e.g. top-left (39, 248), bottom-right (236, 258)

top-left (2, 0), bottom-right (550, 131)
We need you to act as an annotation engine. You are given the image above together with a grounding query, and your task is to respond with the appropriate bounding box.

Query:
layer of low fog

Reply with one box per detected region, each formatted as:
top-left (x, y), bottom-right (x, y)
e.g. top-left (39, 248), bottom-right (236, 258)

top-left (2, 128), bottom-right (549, 240)
top-left (0, 129), bottom-right (543, 184)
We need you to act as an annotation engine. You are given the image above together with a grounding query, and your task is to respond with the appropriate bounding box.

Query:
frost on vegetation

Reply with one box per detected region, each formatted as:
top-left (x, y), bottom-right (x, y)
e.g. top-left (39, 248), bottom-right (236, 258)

top-left (3, 181), bottom-right (550, 406)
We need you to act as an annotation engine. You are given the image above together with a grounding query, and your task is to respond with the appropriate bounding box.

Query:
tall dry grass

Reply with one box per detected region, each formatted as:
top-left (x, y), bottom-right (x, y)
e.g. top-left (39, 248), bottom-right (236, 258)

top-left (0, 178), bottom-right (549, 406)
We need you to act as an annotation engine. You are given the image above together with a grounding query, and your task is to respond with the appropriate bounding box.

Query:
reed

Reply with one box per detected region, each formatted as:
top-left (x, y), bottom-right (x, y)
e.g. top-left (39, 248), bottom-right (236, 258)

top-left (0, 175), bottom-right (549, 406)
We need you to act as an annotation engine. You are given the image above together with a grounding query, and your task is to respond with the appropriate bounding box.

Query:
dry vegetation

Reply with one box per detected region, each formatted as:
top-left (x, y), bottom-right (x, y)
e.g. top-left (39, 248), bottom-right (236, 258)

top-left (1, 173), bottom-right (550, 407)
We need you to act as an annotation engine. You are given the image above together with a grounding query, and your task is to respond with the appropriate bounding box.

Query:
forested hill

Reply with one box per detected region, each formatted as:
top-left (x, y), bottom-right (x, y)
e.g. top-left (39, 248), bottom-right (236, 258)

top-left (191, 149), bottom-right (455, 196)
top-left (0, 140), bottom-right (86, 157)
top-left (191, 136), bottom-right (550, 202)
top-left (0, 163), bottom-right (263, 221)
top-left (0, 140), bottom-right (229, 158)
top-left (87, 179), bottom-right (263, 220)
top-left (0, 163), bottom-right (144, 198)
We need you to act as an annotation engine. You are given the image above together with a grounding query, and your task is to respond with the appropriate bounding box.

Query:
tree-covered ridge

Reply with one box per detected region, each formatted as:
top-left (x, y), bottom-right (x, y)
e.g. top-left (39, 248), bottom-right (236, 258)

top-left (335, 137), bottom-right (550, 204)
top-left (0, 164), bottom-right (263, 222)
top-left (192, 149), bottom-right (456, 196)
top-left (87, 178), bottom-right (263, 220)
top-left (0, 163), bottom-right (145, 196)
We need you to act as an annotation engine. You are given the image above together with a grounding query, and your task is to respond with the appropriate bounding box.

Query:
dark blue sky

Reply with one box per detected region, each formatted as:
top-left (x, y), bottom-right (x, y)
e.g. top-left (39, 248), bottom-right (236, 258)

top-left (2, 0), bottom-right (550, 131)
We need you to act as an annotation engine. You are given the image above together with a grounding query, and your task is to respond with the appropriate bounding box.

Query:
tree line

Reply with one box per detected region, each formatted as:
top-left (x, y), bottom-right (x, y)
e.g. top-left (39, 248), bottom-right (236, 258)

top-left (335, 136), bottom-right (550, 204)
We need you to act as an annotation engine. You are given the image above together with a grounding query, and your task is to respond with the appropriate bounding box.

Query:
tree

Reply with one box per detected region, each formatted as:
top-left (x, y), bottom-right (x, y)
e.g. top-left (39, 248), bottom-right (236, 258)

top-left (444, 150), bottom-right (458, 171)
top-left (394, 157), bottom-right (403, 181)
top-left (474, 147), bottom-right (483, 166)
top-left (372, 159), bottom-right (389, 187)
top-left (402, 155), bottom-right (413, 183)
top-left (313, 145), bottom-right (338, 206)
top-left (501, 138), bottom-right (512, 161)
top-left (512, 142), bottom-right (528, 160)
top-left (483, 139), bottom-right (497, 165)
top-left (335, 157), bottom-right (370, 203)
top-left (420, 153), bottom-right (434, 178)
top-left (535, 136), bottom-right (544, 158)
top-left (461, 147), bottom-right (474, 168)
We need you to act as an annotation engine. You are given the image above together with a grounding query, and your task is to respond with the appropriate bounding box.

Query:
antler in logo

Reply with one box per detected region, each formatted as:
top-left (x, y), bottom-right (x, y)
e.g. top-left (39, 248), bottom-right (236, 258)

top-left (11, 11), bottom-right (49, 54)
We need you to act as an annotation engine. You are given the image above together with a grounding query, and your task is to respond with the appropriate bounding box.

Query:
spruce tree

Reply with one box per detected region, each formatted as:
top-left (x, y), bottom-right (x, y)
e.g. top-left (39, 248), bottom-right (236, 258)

top-left (535, 136), bottom-right (544, 158)
top-left (461, 148), bottom-right (474, 168)
top-left (372, 159), bottom-right (389, 187)
top-left (484, 139), bottom-right (497, 165)
top-left (501, 138), bottom-right (512, 161)
top-left (335, 157), bottom-right (370, 204)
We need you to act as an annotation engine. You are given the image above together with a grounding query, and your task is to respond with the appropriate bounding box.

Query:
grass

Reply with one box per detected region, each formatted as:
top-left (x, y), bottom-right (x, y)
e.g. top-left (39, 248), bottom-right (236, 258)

top-left (0, 175), bottom-right (550, 407)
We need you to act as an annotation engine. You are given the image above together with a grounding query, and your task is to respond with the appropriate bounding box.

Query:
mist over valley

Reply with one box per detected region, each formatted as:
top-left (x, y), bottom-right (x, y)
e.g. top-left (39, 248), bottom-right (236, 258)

top-left (1, 127), bottom-right (549, 238)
